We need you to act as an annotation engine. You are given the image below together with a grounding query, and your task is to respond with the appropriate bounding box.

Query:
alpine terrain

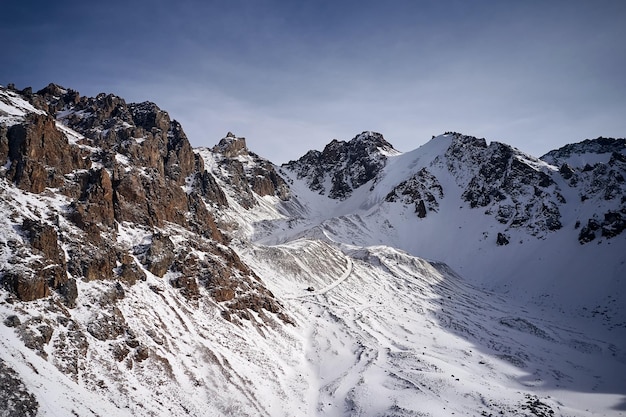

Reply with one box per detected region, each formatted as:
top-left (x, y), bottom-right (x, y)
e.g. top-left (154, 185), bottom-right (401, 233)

top-left (1, 83), bottom-right (625, 416)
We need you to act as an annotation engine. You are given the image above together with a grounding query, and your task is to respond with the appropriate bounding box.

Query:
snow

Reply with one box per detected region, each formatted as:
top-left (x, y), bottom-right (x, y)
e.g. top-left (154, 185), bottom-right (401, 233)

top-left (0, 88), bottom-right (45, 126)
top-left (558, 152), bottom-right (617, 168)
top-left (262, 134), bottom-right (626, 317)
top-left (1, 88), bottom-right (625, 415)
top-left (55, 121), bottom-right (84, 145)
top-left (115, 153), bottom-right (131, 167)
top-left (195, 133), bottom-right (626, 415)
top-left (0, 322), bottom-right (135, 417)
top-left (241, 240), bottom-right (626, 416)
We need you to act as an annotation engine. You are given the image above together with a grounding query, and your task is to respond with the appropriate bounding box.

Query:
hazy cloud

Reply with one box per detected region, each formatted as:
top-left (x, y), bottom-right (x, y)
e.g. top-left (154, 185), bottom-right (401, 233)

top-left (1, 0), bottom-right (625, 163)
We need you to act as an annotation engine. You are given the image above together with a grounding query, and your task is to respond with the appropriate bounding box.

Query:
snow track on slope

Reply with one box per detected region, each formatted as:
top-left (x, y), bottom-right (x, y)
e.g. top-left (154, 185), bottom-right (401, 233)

top-left (315, 257), bottom-right (353, 295)
top-left (286, 256), bottom-right (353, 299)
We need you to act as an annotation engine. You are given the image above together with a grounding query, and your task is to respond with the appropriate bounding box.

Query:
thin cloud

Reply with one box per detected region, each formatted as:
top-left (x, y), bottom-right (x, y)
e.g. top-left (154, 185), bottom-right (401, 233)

top-left (1, 0), bottom-right (624, 163)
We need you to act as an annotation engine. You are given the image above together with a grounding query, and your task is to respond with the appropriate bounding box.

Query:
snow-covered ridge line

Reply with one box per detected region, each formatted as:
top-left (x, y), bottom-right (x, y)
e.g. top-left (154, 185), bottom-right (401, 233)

top-left (1, 83), bottom-right (625, 416)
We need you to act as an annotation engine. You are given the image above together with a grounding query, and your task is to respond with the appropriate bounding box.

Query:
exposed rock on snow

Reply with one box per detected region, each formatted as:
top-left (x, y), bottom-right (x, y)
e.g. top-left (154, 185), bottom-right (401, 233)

top-left (443, 133), bottom-right (564, 235)
top-left (1, 84), bottom-right (625, 417)
top-left (0, 358), bottom-right (38, 417)
top-left (0, 84), bottom-right (288, 321)
top-left (385, 167), bottom-right (443, 218)
top-left (208, 132), bottom-right (290, 209)
top-left (283, 131), bottom-right (398, 199)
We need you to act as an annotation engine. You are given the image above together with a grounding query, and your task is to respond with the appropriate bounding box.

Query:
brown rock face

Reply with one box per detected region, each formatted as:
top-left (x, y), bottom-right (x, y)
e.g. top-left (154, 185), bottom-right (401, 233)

top-left (4, 114), bottom-right (90, 193)
top-left (67, 244), bottom-right (117, 282)
top-left (1, 273), bottom-right (50, 302)
top-left (21, 219), bottom-right (65, 268)
top-left (165, 121), bottom-right (197, 184)
top-left (195, 170), bottom-right (228, 207)
top-left (210, 133), bottom-right (291, 208)
top-left (187, 192), bottom-right (225, 241)
top-left (170, 275), bottom-right (200, 299)
top-left (0, 84), bottom-right (290, 325)
top-left (0, 219), bottom-right (72, 303)
top-left (0, 125), bottom-right (8, 161)
top-left (249, 161), bottom-right (291, 200)
top-left (69, 168), bottom-right (116, 236)
top-left (214, 133), bottom-right (247, 158)
top-left (142, 233), bottom-right (176, 277)
top-left (117, 253), bottom-right (147, 284)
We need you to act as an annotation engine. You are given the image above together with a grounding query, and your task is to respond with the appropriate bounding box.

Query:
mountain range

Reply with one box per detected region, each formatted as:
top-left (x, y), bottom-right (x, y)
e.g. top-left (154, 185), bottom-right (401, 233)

top-left (1, 83), bottom-right (625, 416)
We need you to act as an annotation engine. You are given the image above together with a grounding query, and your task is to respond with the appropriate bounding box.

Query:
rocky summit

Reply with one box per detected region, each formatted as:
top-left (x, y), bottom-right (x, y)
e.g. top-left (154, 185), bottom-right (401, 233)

top-left (284, 131), bottom-right (399, 200)
top-left (1, 83), bottom-right (285, 321)
top-left (1, 84), bottom-right (625, 416)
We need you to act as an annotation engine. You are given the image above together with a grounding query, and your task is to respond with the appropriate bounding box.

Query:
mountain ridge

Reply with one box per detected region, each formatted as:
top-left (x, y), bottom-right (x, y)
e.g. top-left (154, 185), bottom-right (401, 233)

top-left (1, 83), bottom-right (625, 416)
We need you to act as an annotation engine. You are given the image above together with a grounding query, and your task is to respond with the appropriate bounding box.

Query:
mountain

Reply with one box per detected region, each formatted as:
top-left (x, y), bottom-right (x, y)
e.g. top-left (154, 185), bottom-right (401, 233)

top-left (1, 84), bottom-right (625, 416)
top-left (271, 132), bottom-right (626, 311)
top-left (283, 131), bottom-right (399, 200)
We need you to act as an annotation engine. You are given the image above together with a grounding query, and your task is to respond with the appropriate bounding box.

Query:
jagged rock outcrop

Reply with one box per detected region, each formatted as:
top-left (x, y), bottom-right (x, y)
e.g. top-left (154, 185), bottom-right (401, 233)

top-left (207, 133), bottom-right (290, 209)
top-left (141, 233), bottom-right (176, 277)
top-left (69, 168), bottom-right (116, 235)
top-left (541, 137), bottom-right (626, 165)
top-left (541, 137), bottom-right (626, 244)
top-left (0, 84), bottom-right (288, 325)
top-left (283, 131), bottom-right (397, 199)
top-left (1, 84), bottom-right (295, 416)
top-left (442, 133), bottom-right (564, 235)
top-left (3, 113), bottom-right (90, 193)
top-left (385, 168), bottom-right (443, 218)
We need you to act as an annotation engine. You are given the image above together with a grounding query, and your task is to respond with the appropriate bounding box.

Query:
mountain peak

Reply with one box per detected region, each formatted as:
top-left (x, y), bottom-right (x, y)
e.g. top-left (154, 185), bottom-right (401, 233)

top-left (541, 136), bottom-right (626, 167)
top-left (0, 83), bottom-right (285, 324)
top-left (354, 130), bottom-right (391, 144)
top-left (213, 132), bottom-right (248, 158)
top-left (349, 130), bottom-right (397, 154)
top-left (205, 132), bottom-right (290, 208)
top-left (1, 83), bottom-right (625, 417)
top-left (284, 131), bottom-right (397, 199)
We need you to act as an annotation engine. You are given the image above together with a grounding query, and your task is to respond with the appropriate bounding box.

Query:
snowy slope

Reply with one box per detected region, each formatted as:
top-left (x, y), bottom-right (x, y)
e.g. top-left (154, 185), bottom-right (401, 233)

top-left (0, 86), bottom-right (46, 126)
top-left (202, 131), bottom-right (626, 416)
top-left (242, 240), bottom-right (626, 416)
top-left (263, 133), bottom-right (626, 321)
top-left (0, 172), bottom-right (310, 417)
top-left (1, 84), bottom-right (625, 416)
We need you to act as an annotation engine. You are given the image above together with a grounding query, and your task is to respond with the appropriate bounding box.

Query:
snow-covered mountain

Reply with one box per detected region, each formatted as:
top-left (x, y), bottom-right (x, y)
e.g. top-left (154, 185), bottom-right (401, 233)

top-left (261, 131), bottom-right (626, 312)
top-left (1, 83), bottom-right (625, 416)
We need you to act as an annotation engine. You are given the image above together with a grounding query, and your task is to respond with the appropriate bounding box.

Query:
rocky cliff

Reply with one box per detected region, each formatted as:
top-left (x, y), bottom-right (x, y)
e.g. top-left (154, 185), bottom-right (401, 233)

top-left (283, 131), bottom-right (398, 200)
top-left (0, 84), bottom-right (294, 404)
top-left (208, 132), bottom-right (290, 209)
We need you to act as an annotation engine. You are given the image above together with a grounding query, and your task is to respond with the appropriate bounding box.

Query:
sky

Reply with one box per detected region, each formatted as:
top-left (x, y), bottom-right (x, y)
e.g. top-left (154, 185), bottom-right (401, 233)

top-left (1, 0), bottom-right (625, 164)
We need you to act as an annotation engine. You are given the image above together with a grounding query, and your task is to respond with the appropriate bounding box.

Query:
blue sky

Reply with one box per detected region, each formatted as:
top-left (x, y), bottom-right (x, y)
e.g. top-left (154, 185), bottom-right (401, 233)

top-left (2, 0), bottom-right (625, 163)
